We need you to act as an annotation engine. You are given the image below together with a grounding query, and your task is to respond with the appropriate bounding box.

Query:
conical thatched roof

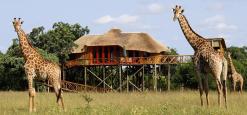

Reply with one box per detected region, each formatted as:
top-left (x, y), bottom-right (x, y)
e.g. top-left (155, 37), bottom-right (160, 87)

top-left (72, 28), bottom-right (170, 53)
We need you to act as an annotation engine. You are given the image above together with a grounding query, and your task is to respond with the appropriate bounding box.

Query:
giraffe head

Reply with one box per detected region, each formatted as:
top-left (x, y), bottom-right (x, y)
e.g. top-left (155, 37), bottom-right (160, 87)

top-left (12, 18), bottom-right (24, 32)
top-left (172, 5), bottom-right (184, 21)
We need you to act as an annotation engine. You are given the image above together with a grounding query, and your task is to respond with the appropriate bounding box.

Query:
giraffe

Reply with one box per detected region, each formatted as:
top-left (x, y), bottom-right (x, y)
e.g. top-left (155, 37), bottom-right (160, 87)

top-left (12, 18), bottom-right (65, 112)
top-left (226, 52), bottom-right (244, 93)
top-left (172, 5), bottom-right (228, 107)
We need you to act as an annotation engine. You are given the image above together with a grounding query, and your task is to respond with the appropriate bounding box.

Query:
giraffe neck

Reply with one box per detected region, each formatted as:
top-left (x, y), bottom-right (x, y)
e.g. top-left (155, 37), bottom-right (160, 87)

top-left (228, 56), bottom-right (237, 74)
top-left (16, 28), bottom-right (40, 60)
top-left (177, 15), bottom-right (208, 50)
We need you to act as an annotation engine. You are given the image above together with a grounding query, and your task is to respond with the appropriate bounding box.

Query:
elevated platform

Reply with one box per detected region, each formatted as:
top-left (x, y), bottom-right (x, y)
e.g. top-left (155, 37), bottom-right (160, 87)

top-left (65, 55), bottom-right (193, 68)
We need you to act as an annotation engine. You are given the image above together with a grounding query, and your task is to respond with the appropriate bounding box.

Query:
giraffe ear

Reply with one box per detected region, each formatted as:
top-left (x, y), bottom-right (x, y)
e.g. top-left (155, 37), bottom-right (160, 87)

top-left (21, 21), bottom-right (24, 24)
top-left (181, 9), bottom-right (184, 13)
top-left (172, 8), bottom-right (175, 12)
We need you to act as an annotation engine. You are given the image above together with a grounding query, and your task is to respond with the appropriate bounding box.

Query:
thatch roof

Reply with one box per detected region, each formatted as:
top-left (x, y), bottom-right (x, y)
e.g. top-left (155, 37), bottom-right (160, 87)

top-left (72, 29), bottom-right (170, 53)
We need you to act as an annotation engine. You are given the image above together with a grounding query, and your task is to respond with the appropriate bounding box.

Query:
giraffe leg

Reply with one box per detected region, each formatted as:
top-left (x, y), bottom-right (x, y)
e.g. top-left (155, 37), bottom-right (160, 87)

top-left (26, 68), bottom-right (36, 112)
top-left (222, 80), bottom-right (227, 108)
top-left (233, 81), bottom-right (236, 92)
top-left (216, 79), bottom-right (222, 107)
top-left (31, 88), bottom-right (36, 112)
top-left (240, 80), bottom-right (243, 94)
top-left (53, 84), bottom-right (65, 110)
top-left (222, 58), bottom-right (227, 108)
top-left (203, 76), bottom-right (209, 107)
top-left (195, 70), bottom-right (204, 106)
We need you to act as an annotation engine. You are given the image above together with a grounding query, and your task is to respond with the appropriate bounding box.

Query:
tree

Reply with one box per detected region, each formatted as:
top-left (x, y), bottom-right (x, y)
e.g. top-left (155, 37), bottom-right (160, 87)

top-left (28, 22), bottom-right (89, 63)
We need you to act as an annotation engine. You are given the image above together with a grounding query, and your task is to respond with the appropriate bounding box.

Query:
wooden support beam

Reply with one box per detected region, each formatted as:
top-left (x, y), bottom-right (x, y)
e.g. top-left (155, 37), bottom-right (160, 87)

top-left (96, 68), bottom-right (113, 87)
top-left (84, 66), bottom-right (87, 91)
top-left (119, 65), bottom-right (122, 92)
top-left (87, 68), bottom-right (113, 90)
top-left (103, 66), bottom-right (106, 89)
top-left (129, 81), bottom-right (142, 92)
top-left (117, 65), bottom-right (144, 91)
top-left (154, 64), bottom-right (157, 92)
top-left (142, 65), bottom-right (145, 91)
top-left (167, 64), bottom-right (171, 91)
top-left (127, 66), bottom-right (129, 93)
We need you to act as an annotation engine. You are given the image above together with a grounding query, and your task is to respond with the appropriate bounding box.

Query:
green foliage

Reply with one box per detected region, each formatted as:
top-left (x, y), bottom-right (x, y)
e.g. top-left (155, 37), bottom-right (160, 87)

top-left (0, 54), bottom-right (26, 90)
top-left (167, 47), bottom-right (178, 55)
top-left (28, 22), bottom-right (89, 63)
top-left (172, 63), bottom-right (197, 89)
top-left (36, 48), bottom-right (59, 63)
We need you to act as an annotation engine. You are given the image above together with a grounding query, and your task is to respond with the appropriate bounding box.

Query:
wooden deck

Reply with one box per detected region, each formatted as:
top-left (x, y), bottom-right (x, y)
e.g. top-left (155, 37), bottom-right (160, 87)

top-left (65, 55), bottom-right (193, 68)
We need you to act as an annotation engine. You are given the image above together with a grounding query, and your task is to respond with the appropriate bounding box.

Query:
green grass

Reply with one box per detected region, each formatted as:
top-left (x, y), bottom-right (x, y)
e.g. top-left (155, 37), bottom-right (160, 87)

top-left (0, 91), bottom-right (247, 115)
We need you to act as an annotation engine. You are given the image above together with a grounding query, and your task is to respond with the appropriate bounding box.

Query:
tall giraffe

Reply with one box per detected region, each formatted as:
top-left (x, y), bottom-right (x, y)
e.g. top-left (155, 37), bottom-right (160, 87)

top-left (227, 52), bottom-right (244, 93)
top-left (172, 5), bottom-right (228, 107)
top-left (12, 18), bottom-right (64, 112)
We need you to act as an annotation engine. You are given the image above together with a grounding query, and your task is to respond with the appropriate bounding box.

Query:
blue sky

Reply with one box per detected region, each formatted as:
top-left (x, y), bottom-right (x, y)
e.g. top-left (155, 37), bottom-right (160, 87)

top-left (0, 0), bottom-right (246, 54)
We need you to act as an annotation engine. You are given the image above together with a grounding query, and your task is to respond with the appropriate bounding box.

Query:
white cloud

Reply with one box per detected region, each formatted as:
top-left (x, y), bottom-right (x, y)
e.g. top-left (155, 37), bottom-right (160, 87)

top-left (147, 3), bottom-right (164, 14)
top-left (215, 23), bottom-right (237, 31)
top-left (95, 14), bottom-right (139, 24)
top-left (201, 15), bottom-right (238, 32)
top-left (115, 14), bottom-right (139, 24)
top-left (94, 15), bottom-right (114, 24)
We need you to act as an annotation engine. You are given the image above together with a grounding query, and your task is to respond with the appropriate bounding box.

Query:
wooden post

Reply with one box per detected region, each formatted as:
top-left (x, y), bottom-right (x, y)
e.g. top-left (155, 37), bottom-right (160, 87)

top-left (103, 66), bottom-right (106, 89)
top-left (119, 65), bottom-right (122, 92)
top-left (167, 64), bottom-right (171, 91)
top-left (142, 65), bottom-right (145, 91)
top-left (154, 64), bottom-right (157, 92)
top-left (84, 66), bottom-right (87, 91)
top-left (127, 66), bottom-right (129, 93)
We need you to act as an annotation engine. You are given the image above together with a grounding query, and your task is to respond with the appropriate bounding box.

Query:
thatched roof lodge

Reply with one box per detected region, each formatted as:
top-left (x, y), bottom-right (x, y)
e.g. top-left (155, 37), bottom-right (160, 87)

top-left (66, 28), bottom-right (171, 67)
top-left (72, 29), bottom-right (169, 54)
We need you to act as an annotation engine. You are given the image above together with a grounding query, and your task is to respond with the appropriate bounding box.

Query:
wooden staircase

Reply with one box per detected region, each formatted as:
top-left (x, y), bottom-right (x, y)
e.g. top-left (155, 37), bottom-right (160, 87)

top-left (37, 80), bottom-right (111, 93)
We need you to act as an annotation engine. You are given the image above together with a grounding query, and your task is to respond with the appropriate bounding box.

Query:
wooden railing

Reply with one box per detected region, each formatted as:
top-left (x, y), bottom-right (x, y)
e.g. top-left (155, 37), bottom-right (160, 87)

top-left (36, 80), bottom-right (111, 92)
top-left (61, 80), bottom-right (111, 92)
top-left (65, 55), bottom-right (193, 68)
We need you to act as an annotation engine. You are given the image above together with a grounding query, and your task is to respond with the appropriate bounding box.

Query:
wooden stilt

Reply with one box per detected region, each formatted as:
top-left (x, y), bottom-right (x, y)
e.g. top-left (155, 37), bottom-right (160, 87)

top-left (154, 64), bottom-right (157, 92)
top-left (127, 66), bottom-right (129, 93)
top-left (103, 66), bottom-right (106, 89)
top-left (142, 65), bottom-right (145, 91)
top-left (168, 64), bottom-right (171, 91)
top-left (84, 66), bottom-right (87, 91)
top-left (119, 65), bottom-right (122, 92)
